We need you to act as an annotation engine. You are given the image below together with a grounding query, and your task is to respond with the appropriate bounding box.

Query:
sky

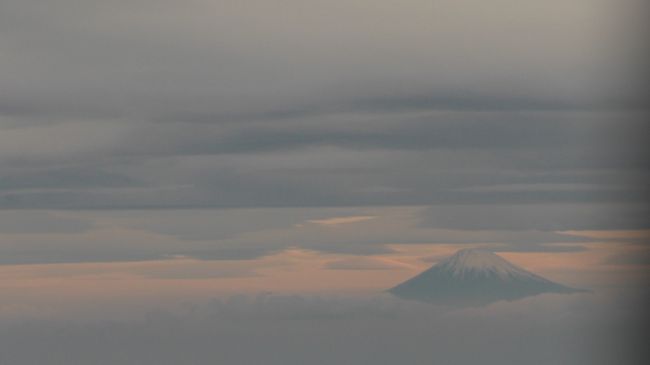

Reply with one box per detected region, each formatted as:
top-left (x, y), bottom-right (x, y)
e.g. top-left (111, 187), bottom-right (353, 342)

top-left (0, 1), bottom-right (648, 364)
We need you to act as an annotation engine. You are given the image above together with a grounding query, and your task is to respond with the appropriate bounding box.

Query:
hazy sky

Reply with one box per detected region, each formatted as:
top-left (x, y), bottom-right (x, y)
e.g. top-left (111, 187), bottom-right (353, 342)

top-left (0, 1), bottom-right (648, 363)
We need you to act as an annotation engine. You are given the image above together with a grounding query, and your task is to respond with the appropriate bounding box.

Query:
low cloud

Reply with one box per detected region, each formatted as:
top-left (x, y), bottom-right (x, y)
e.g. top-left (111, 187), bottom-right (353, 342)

top-left (0, 292), bottom-right (644, 365)
top-left (0, 207), bottom-right (599, 265)
top-left (308, 215), bottom-right (377, 226)
top-left (602, 250), bottom-right (650, 266)
top-left (419, 203), bottom-right (650, 231)
top-left (0, 210), bottom-right (93, 234)
top-left (324, 257), bottom-right (410, 270)
top-left (2, 259), bottom-right (264, 282)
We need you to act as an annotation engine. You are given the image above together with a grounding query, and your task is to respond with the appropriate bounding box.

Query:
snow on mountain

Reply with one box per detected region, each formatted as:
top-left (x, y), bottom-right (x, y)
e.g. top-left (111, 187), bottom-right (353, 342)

top-left (389, 248), bottom-right (586, 306)
top-left (436, 248), bottom-right (548, 281)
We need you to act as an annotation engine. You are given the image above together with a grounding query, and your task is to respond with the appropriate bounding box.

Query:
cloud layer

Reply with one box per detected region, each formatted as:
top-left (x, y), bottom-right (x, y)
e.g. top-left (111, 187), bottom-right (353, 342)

top-left (0, 292), bottom-right (645, 365)
top-left (0, 208), bottom-right (604, 265)
top-left (1, 0), bottom-right (647, 263)
top-left (1, 0), bottom-right (647, 210)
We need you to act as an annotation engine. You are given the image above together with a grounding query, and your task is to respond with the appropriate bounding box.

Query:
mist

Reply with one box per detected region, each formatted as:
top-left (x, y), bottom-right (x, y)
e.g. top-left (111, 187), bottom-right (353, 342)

top-left (0, 291), bottom-right (645, 365)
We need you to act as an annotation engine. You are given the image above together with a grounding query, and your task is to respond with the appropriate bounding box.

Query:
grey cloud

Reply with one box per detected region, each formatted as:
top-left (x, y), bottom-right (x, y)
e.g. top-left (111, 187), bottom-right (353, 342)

top-left (0, 246), bottom-right (164, 265)
top-left (6, 112), bottom-right (646, 160)
top-left (0, 211), bottom-right (93, 234)
top-left (18, 259), bottom-right (261, 280)
top-left (0, 143), bottom-right (647, 210)
top-left (603, 251), bottom-right (650, 266)
top-left (155, 115), bottom-right (647, 157)
top-left (419, 203), bottom-right (650, 231)
top-left (1, 16), bottom-right (648, 211)
top-left (0, 293), bottom-right (644, 365)
top-left (128, 264), bottom-right (260, 280)
top-left (324, 257), bottom-right (408, 270)
top-left (0, 232), bottom-right (272, 265)
top-left (491, 244), bottom-right (587, 253)
top-left (0, 207), bottom-right (595, 265)
top-left (1, 0), bottom-right (644, 121)
top-left (420, 244), bottom-right (587, 262)
top-left (0, 0), bottom-right (647, 264)
top-left (0, 166), bottom-right (137, 191)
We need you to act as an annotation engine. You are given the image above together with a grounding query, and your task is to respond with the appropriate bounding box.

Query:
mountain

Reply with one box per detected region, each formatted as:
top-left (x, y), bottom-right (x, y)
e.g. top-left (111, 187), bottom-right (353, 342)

top-left (389, 248), bottom-right (586, 306)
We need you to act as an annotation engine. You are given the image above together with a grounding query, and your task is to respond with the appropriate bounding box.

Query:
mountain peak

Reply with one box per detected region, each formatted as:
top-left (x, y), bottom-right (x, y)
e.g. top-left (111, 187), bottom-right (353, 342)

top-left (444, 248), bottom-right (509, 270)
top-left (388, 248), bottom-right (586, 306)
top-left (436, 248), bottom-right (539, 280)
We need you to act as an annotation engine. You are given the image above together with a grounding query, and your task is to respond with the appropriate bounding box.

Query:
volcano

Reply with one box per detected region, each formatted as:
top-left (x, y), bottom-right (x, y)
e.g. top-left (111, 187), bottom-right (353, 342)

top-left (389, 248), bottom-right (586, 306)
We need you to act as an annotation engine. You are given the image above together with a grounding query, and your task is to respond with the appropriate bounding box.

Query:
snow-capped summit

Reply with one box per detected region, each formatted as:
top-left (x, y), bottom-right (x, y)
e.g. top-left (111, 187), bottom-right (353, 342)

top-left (389, 248), bottom-right (586, 306)
top-left (436, 248), bottom-right (547, 281)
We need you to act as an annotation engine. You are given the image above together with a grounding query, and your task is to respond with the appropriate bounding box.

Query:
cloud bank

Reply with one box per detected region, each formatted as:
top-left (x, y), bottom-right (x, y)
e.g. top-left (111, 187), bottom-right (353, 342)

top-left (0, 0), bottom-right (647, 262)
top-left (0, 293), bottom-right (645, 365)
